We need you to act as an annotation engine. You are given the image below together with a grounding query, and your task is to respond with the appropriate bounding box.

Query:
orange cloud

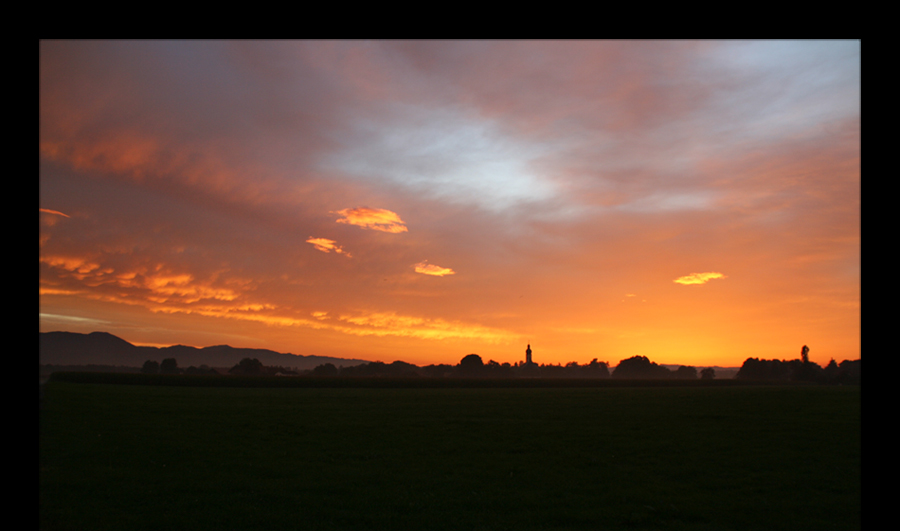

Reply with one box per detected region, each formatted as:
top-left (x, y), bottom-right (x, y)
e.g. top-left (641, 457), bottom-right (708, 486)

top-left (146, 305), bottom-right (516, 343)
top-left (40, 133), bottom-right (163, 181)
top-left (40, 256), bottom-right (106, 280)
top-left (143, 273), bottom-right (239, 303)
top-left (39, 287), bottom-right (82, 296)
top-left (306, 237), bottom-right (351, 256)
top-left (414, 261), bottom-right (455, 277)
top-left (40, 208), bottom-right (70, 218)
top-left (673, 272), bottom-right (726, 285)
top-left (333, 207), bottom-right (408, 233)
top-left (41, 254), bottom-right (241, 304)
top-left (336, 311), bottom-right (515, 342)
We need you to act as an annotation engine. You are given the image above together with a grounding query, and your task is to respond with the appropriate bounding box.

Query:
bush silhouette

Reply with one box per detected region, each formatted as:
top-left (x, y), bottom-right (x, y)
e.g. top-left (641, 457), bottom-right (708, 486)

top-left (230, 358), bottom-right (264, 375)
top-left (160, 358), bottom-right (180, 374)
top-left (312, 363), bottom-right (338, 377)
top-left (458, 354), bottom-right (484, 376)
top-left (674, 366), bottom-right (698, 380)
top-left (612, 356), bottom-right (671, 379)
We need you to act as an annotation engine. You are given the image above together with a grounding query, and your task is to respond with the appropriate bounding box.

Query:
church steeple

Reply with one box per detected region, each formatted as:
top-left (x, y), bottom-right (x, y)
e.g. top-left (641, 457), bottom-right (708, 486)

top-left (525, 344), bottom-right (532, 365)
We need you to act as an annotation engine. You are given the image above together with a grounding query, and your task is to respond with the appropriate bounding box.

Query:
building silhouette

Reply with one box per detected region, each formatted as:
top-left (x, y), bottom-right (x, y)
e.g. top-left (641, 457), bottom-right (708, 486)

top-left (525, 344), bottom-right (532, 365)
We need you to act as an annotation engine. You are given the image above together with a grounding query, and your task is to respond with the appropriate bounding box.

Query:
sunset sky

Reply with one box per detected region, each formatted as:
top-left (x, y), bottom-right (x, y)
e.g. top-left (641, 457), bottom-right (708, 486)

top-left (39, 40), bottom-right (860, 368)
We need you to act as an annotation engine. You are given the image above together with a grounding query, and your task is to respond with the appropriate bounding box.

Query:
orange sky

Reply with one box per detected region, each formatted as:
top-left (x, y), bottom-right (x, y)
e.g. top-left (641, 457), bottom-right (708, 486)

top-left (39, 40), bottom-right (860, 368)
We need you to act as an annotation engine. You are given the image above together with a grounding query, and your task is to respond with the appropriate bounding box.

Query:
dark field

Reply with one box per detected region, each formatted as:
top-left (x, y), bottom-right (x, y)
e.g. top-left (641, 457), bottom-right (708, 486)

top-left (39, 382), bottom-right (860, 530)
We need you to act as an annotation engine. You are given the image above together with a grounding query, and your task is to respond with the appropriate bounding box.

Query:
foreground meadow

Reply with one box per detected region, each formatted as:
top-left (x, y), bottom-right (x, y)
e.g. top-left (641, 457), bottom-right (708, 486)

top-left (40, 382), bottom-right (859, 530)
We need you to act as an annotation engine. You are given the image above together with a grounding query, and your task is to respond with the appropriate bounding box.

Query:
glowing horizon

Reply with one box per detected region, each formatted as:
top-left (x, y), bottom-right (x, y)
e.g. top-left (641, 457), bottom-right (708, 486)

top-left (40, 40), bottom-right (860, 368)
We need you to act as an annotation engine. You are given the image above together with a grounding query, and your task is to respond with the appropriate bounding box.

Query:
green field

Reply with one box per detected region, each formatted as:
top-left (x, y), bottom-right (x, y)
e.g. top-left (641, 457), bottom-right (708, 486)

top-left (40, 382), bottom-right (860, 530)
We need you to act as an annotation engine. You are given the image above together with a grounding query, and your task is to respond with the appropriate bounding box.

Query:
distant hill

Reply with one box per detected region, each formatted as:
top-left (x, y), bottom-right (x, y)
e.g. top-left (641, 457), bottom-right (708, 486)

top-left (39, 331), bottom-right (371, 370)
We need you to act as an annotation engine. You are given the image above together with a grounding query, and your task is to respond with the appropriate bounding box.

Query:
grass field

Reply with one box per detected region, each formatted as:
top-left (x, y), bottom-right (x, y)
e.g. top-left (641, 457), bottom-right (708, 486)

top-left (39, 382), bottom-right (860, 530)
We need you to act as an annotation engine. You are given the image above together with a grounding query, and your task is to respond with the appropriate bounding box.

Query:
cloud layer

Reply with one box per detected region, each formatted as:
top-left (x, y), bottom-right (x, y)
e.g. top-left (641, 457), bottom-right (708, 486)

top-left (39, 41), bottom-right (860, 367)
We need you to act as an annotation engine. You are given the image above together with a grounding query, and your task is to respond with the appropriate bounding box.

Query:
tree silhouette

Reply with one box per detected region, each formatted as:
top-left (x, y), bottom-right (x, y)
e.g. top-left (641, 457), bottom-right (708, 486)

top-left (792, 357), bottom-right (822, 383)
top-left (185, 364), bottom-right (218, 375)
top-left (160, 358), bottom-right (180, 374)
top-left (838, 359), bottom-right (861, 384)
top-left (585, 359), bottom-right (611, 378)
top-left (422, 364), bottom-right (454, 378)
top-left (312, 363), bottom-right (338, 377)
top-left (674, 366), bottom-right (698, 380)
top-left (229, 358), bottom-right (263, 375)
top-left (141, 360), bottom-right (159, 374)
top-left (458, 354), bottom-right (484, 376)
top-left (700, 367), bottom-right (716, 380)
top-left (737, 356), bottom-right (826, 382)
top-left (612, 356), bottom-right (670, 379)
top-left (484, 359), bottom-right (512, 377)
top-left (822, 359), bottom-right (840, 383)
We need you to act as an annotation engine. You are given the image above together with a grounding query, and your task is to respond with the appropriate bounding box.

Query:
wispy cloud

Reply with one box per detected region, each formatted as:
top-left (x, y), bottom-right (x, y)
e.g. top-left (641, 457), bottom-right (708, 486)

top-left (414, 261), bottom-right (455, 277)
top-left (673, 272), bottom-right (727, 285)
top-left (41, 254), bottom-right (241, 304)
top-left (40, 208), bottom-right (70, 218)
top-left (333, 207), bottom-right (408, 233)
top-left (337, 311), bottom-right (514, 342)
top-left (39, 312), bottom-right (111, 327)
top-left (306, 237), bottom-right (351, 256)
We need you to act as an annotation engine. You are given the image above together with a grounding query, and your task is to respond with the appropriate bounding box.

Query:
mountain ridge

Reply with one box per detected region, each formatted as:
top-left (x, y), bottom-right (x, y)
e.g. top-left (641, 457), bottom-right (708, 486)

top-left (39, 331), bottom-right (371, 370)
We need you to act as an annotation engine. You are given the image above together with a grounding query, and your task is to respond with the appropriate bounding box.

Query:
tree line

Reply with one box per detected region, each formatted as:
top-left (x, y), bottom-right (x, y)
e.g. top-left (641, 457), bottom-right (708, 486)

top-left (140, 354), bottom-right (705, 380)
top-left (141, 357), bottom-right (298, 376)
top-left (735, 354), bottom-right (860, 384)
top-left (139, 345), bottom-right (859, 384)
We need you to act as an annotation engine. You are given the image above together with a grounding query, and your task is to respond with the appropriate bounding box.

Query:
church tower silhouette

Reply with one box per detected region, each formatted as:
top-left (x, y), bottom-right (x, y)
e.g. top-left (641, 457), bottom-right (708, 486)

top-left (526, 344), bottom-right (532, 365)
